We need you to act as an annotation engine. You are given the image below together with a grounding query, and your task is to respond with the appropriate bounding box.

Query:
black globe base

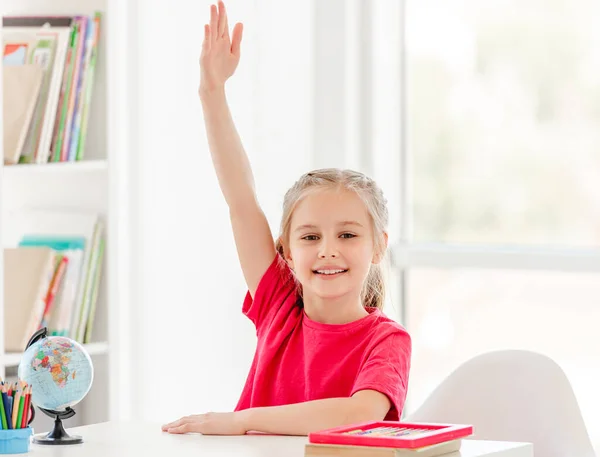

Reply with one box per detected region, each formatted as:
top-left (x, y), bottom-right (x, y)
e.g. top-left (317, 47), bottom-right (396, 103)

top-left (33, 407), bottom-right (83, 445)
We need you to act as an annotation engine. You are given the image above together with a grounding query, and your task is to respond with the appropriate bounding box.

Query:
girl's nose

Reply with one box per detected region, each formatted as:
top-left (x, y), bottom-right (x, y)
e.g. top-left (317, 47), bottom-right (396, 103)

top-left (319, 252), bottom-right (337, 258)
top-left (318, 241), bottom-right (338, 258)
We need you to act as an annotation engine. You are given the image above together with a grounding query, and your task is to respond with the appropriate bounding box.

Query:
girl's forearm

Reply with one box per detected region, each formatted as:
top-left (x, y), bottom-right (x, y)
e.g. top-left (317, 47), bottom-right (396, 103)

top-left (237, 397), bottom-right (376, 436)
top-left (199, 87), bottom-right (257, 210)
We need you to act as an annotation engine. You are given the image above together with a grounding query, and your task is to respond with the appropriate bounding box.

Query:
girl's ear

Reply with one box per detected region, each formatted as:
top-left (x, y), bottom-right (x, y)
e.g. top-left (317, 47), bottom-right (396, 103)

top-left (372, 232), bottom-right (389, 265)
top-left (285, 249), bottom-right (294, 270)
top-left (277, 238), bottom-right (294, 269)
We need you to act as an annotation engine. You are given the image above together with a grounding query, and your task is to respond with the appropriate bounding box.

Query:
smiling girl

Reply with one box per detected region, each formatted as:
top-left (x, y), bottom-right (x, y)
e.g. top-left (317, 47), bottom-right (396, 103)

top-left (162, 1), bottom-right (411, 436)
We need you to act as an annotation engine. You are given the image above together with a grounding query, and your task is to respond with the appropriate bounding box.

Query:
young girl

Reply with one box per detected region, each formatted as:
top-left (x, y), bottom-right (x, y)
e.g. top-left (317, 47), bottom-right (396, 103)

top-left (162, 1), bottom-right (411, 436)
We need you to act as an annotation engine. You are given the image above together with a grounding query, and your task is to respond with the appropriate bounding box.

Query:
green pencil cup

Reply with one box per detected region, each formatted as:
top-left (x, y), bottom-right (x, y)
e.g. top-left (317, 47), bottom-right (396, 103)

top-left (0, 428), bottom-right (33, 454)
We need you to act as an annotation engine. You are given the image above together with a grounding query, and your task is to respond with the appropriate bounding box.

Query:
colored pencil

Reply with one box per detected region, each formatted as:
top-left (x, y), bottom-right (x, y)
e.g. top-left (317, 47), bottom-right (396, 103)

top-left (0, 381), bottom-right (33, 430)
top-left (11, 391), bottom-right (21, 429)
top-left (16, 394), bottom-right (24, 429)
top-left (0, 390), bottom-right (6, 430)
top-left (21, 387), bottom-right (31, 428)
top-left (5, 396), bottom-right (13, 430)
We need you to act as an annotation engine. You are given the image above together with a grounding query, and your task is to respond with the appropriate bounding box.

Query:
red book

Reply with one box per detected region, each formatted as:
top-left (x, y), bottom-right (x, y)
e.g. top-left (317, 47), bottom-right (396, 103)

top-left (41, 255), bottom-right (69, 328)
top-left (308, 421), bottom-right (473, 450)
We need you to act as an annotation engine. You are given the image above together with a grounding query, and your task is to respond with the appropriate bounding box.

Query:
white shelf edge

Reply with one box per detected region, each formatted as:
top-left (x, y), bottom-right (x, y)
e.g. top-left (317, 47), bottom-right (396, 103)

top-left (2, 160), bottom-right (108, 174)
top-left (1, 341), bottom-right (109, 368)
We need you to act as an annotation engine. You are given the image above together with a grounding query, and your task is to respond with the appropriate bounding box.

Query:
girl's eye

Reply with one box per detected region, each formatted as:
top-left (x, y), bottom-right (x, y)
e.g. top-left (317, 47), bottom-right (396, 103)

top-left (302, 235), bottom-right (319, 241)
top-left (340, 233), bottom-right (356, 239)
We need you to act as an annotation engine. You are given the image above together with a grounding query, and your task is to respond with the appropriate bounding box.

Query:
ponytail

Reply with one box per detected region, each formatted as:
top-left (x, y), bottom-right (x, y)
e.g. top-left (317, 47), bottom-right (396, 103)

top-left (362, 263), bottom-right (385, 310)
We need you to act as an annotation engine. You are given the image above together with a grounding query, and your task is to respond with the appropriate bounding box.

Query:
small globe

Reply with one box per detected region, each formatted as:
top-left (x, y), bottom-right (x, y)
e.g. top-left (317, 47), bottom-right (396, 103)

top-left (18, 336), bottom-right (94, 412)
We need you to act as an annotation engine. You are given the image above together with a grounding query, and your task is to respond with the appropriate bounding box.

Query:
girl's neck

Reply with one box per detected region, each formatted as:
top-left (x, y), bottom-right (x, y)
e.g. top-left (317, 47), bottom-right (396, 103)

top-left (302, 292), bottom-right (369, 325)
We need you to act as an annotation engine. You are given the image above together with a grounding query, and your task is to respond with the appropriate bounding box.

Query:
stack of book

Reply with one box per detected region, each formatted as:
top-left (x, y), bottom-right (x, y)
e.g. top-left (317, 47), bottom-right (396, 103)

top-left (305, 421), bottom-right (474, 457)
top-left (2, 13), bottom-right (101, 165)
top-left (3, 209), bottom-right (104, 350)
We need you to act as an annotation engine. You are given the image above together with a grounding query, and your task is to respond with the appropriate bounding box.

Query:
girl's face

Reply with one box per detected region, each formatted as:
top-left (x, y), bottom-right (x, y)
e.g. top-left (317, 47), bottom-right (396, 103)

top-left (286, 187), bottom-right (383, 303)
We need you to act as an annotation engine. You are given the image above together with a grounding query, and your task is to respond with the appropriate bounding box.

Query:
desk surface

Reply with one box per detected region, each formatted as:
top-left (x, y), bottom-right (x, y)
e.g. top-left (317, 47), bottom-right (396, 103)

top-left (17, 421), bottom-right (533, 457)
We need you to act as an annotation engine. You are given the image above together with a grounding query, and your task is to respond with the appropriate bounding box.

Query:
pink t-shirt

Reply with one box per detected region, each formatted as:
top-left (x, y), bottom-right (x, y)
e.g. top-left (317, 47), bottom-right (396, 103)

top-left (234, 254), bottom-right (412, 420)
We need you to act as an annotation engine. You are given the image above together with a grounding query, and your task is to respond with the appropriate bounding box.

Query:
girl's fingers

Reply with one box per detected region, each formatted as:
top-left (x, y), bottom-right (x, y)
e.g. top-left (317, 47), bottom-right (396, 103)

top-left (218, 1), bottom-right (227, 38)
top-left (210, 4), bottom-right (218, 42)
top-left (167, 424), bottom-right (190, 434)
top-left (165, 415), bottom-right (208, 434)
top-left (203, 24), bottom-right (211, 51)
top-left (162, 414), bottom-right (198, 430)
top-left (223, 11), bottom-right (230, 40)
top-left (231, 23), bottom-right (243, 58)
top-left (162, 420), bottom-right (181, 430)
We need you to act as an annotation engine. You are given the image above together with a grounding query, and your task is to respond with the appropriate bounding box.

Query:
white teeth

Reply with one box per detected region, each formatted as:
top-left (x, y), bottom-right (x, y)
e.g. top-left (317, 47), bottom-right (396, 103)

top-left (316, 269), bottom-right (346, 275)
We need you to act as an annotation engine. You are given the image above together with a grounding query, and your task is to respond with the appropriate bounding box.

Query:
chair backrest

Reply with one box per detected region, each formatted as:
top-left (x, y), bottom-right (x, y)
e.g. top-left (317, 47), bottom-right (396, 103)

top-left (406, 350), bottom-right (596, 457)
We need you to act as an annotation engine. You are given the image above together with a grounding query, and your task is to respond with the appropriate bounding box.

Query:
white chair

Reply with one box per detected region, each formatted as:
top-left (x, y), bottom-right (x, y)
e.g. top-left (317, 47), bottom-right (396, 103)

top-left (406, 350), bottom-right (596, 457)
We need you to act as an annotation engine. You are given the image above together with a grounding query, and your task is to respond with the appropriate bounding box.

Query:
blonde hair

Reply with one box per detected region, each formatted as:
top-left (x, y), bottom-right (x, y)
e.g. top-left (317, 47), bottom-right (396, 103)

top-left (275, 168), bottom-right (389, 310)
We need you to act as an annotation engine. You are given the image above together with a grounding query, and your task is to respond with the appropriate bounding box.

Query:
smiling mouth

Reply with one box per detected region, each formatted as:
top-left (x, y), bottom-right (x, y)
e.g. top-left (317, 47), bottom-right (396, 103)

top-left (313, 269), bottom-right (349, 275)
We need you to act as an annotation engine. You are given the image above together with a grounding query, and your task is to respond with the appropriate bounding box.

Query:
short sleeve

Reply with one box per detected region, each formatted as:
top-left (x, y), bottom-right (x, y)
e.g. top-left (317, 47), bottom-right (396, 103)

top-left (351, 330), bottom-right (412, 420)
top-left (242, 253), bottom-right (299, 333)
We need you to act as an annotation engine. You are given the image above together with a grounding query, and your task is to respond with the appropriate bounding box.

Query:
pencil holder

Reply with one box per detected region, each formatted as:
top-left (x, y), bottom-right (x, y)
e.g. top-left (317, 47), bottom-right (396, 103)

top-left (0, 427), bottom-right (33, 454)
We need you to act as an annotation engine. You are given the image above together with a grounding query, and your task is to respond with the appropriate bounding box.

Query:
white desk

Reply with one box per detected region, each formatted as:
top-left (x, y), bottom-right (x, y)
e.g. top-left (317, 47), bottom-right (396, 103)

top-left (18, 421), bottom-right (533, 456)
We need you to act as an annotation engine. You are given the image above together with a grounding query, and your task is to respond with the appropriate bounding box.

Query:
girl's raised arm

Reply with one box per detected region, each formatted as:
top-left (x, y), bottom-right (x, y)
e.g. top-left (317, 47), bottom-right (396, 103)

top-left (199, 2), bottom-right (276, 296)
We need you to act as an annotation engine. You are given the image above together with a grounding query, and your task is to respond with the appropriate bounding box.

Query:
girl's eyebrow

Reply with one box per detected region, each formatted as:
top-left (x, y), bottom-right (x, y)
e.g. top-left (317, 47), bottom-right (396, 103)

top-left (293, 221), bottom-right (364, 232)
top-left (294, 224), bottom-right (318, 233)
top-left (339, 220), bottom-right (364, 228)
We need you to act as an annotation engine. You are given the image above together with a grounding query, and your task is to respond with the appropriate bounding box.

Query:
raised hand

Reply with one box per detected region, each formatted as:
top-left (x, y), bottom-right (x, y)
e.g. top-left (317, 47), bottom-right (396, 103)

top-left (199, 1), bottom-right (244, 94)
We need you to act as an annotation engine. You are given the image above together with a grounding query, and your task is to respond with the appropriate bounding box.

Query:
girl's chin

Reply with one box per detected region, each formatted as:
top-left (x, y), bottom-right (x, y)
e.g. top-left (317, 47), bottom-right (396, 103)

top-left (306, 285), bottom-right (354, 301)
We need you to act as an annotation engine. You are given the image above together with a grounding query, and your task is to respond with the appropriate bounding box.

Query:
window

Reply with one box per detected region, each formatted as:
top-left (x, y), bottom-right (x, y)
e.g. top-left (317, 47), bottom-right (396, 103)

top-left (407, 0), bottom-right (600, 247)
top-left (365, 0), bottom-right (600, 450)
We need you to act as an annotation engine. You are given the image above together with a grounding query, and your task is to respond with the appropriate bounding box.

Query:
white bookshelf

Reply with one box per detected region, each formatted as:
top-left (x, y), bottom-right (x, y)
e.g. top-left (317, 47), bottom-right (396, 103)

top-left (3, 160), bottom-right (108, 174)
top-left (0, 0), bottom-right (134, 429)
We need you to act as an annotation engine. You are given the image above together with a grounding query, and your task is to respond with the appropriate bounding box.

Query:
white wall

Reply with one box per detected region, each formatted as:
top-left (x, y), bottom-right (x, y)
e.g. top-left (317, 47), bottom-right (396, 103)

top-left (130, 0), bottom-right (313, 421)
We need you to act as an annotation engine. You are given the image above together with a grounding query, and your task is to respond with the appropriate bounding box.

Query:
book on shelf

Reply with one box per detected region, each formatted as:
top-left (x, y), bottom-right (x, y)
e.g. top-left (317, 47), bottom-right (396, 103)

top-left (3, 246), bottom-right (57, 352)
top-left (2, 209), bottom-right (105, 352)
top-left (2, 12), bottom-right (102, 165)
top-left (2, 64), bottom-right (44, 164)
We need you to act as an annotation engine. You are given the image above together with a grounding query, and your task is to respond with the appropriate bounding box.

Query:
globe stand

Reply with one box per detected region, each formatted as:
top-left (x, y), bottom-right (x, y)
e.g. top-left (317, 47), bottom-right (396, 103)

top-left (33, 407), bottom-right (82, 445)
top-left (24, 327), bottom-right (83, 445)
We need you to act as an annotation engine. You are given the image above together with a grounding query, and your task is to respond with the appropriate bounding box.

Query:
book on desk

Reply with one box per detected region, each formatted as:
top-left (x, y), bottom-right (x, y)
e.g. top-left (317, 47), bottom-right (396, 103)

top-left (305, 421), bottom-right (474, 457)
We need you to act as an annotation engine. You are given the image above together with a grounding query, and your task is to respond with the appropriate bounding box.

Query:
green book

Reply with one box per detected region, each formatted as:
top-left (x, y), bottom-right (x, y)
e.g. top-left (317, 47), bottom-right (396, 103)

top-left (83, 236), bottom-right (105, 343)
